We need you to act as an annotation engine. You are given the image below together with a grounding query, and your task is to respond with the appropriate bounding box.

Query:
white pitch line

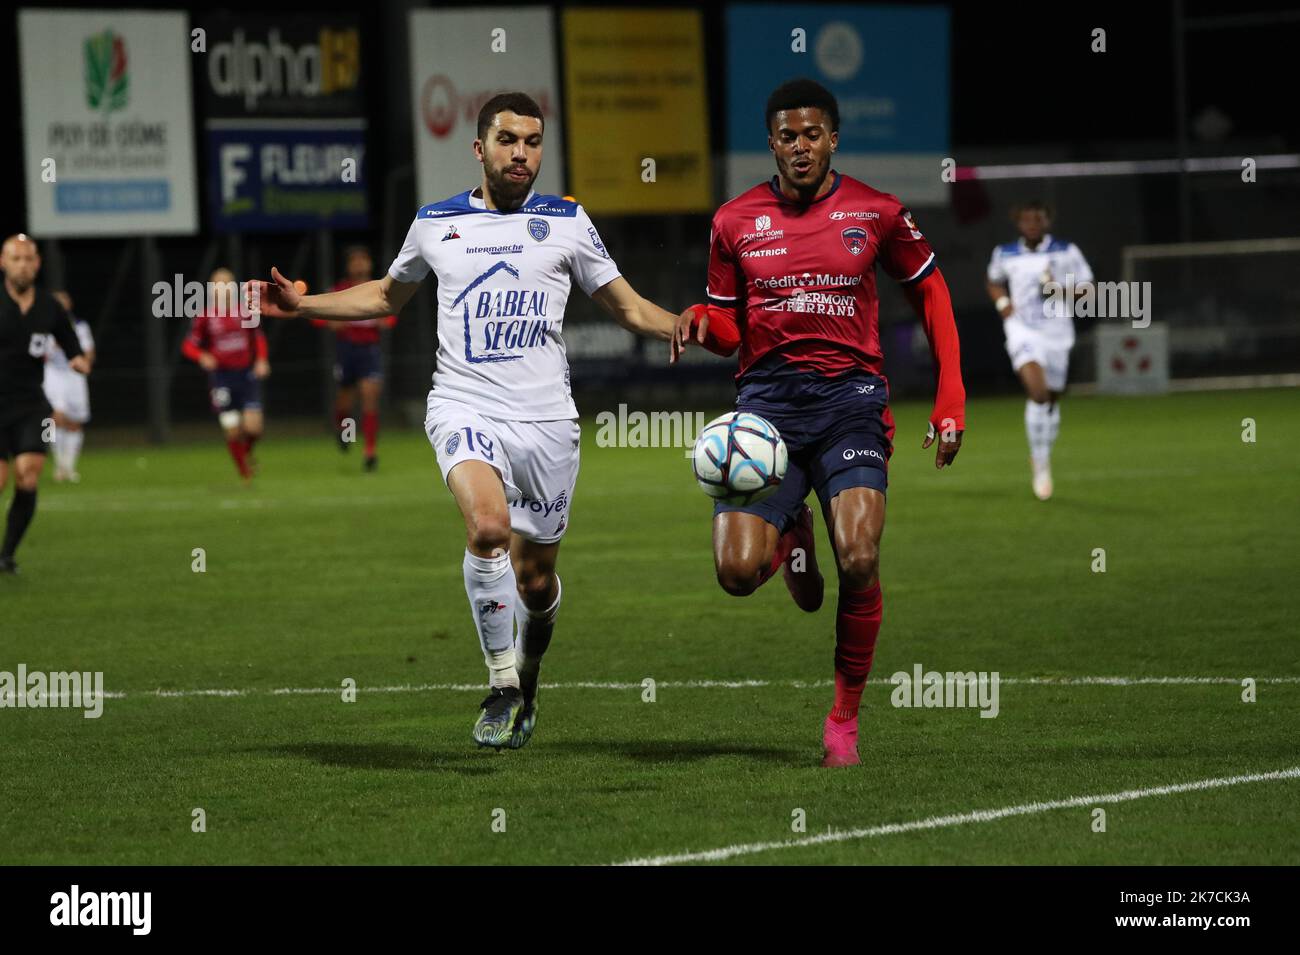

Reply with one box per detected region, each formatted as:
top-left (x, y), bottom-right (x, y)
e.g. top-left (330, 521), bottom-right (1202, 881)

top-left (613, 766), bottom-right (1300, 867)
top-left (20, 674), bottom-right (1297, 704)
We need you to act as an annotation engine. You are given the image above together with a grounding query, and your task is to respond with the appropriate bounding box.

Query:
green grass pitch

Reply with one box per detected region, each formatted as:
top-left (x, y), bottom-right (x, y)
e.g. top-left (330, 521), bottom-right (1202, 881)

top-left (2, 389), bottom-right (1297, 865)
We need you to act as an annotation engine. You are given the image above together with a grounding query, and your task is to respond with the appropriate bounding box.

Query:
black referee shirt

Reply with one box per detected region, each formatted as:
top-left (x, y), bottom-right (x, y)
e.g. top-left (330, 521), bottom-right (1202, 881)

top-left (1, 284), bottom-right (84, 410)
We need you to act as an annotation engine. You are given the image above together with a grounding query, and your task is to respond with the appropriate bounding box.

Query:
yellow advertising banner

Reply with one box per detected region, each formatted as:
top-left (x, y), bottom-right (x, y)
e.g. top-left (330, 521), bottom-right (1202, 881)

top-left (562, 8), bottom-right (713, 214)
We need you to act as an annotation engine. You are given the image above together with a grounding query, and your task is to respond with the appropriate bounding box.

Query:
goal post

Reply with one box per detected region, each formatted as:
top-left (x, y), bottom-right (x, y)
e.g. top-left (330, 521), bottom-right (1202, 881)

top-left (1106, 237), bottom-right (1300, 392)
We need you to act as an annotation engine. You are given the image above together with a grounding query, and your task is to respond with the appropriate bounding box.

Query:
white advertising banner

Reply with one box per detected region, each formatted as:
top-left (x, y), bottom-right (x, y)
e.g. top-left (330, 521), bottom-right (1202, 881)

top-left (408, 8), bottom-right (564, 205)
top-left (19, 9), bottom-right (199, 236)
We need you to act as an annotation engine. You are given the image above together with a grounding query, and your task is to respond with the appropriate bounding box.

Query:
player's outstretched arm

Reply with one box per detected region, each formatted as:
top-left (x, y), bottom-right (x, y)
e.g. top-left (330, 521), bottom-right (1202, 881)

top-left (248, 266), bottom-right (419, 322)
top-left (589, 276), bottom-right (678, 356)
top-left (902, 268), bottom-right (965, 469)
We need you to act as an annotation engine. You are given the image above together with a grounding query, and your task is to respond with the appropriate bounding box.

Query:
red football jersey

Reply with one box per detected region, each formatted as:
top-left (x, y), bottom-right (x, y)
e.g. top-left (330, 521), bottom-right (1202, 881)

top-left (707, 171), bottom-right (936, 378)
top-left (183, 309), bottom-right (266, 370)
top-left (309, 279), bottom-right (396, 345)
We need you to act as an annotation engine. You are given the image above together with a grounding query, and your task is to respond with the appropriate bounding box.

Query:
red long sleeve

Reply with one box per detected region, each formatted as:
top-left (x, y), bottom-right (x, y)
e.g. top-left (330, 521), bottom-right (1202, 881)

top-left (687, 304), bottom-right (742, 357)
top-left (901, 268), bottom-right (965, 432)
top-left (180, 338), bottom-right (204, 363)
top-left (254, 329), bottom-right (268, 362)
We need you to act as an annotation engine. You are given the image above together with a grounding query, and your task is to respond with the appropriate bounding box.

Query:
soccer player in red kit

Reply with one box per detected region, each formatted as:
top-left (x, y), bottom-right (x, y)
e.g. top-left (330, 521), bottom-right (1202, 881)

top-left (311, 246), bottom-right (395, 471)
top-left (181, 267), bottom-right (270, 483)
top-left (676, 79), bottom-right (966, 767)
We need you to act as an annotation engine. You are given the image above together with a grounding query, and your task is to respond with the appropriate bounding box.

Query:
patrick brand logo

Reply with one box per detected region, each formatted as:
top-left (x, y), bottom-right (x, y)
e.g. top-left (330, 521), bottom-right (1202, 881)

top-left (891, 664), bottom-right (1000, 718)
top-left (0, 664), bottom-right (104, 718)
top-left (50, 885), bottom-right (151, 935)
top-left (84, 29), bottom-right (129, 113)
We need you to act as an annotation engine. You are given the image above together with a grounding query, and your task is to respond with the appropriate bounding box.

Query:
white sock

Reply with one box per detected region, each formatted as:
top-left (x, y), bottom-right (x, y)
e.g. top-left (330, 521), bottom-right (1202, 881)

top-left (1025, 400), bottom-right (1051, 468)
top-left (1045, 403), bottom-right (1060, 459)
top-left (463, 549), bottom-right (519, 688)
top-left (63, 430), bottom-right (84, 472)
top-left (52, 433), bottom-right (69, 473)
top-left (515, 576), bottom-right (561, 684)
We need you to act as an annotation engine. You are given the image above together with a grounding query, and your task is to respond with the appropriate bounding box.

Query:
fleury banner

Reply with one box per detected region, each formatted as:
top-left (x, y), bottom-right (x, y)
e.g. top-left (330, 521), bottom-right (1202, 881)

top-left (206, 121), bottom-right (368, 231)
top-left (198, 13), bottom-right (368, 232)
top-left (561, 8), bottom-right (712, 214)
top-left (408, 7), bottom-right (564, 205)
top-left (725, 4), bottom-right (950, 205)
top-left (19, 9), bottom-right (199, 237)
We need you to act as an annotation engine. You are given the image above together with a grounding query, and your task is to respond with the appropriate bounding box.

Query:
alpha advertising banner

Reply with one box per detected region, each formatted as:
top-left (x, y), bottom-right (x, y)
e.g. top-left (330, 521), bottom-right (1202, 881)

top-left (198, 13), bottom-right (368, 232)
top-left (409, 8), bottom-right (564, 205)
top-left (725, 4), bottom-right (950, 206)
top-left (561, 8), bottom-right (712, 214)
top-left (19, 9), bottom-right (199, 237)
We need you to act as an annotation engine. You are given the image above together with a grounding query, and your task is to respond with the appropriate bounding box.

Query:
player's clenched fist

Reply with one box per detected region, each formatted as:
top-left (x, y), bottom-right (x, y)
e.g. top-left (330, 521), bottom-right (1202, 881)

top-left (246, 266), bottom-right (307, 320)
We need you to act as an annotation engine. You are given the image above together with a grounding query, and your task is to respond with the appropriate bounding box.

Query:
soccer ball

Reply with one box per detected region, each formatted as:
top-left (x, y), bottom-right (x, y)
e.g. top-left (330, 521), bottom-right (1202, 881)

top-left (691, 412), bottom-right (788, 505)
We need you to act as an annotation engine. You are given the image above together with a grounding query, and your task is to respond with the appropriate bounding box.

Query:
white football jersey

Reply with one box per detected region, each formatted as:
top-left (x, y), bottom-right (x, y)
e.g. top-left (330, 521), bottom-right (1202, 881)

top-left (987, 234), bottom-right (1093, 341)
top-left (389, 189), bottom-right (621, 421)
top-left (43, 318), bottom-right (95, 373)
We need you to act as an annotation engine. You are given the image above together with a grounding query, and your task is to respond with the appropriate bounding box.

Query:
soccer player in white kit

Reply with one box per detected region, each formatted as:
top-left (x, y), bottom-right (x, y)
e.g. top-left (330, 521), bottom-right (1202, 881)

top-left (986, 201), bottom-right (1093, 500)
top-left (250, 92), bottom-right (681, 749)
top-left (42, 291), bottom-right (96, 483)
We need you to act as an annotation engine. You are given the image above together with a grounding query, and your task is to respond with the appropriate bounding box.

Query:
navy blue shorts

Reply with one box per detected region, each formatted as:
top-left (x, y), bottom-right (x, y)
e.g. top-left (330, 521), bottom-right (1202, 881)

top-left (208, 368), bottom-right (262, 414)
top-left (334, 341), bottom-right (383, 386)
top-left (714, 367), bottom-right (895, 534)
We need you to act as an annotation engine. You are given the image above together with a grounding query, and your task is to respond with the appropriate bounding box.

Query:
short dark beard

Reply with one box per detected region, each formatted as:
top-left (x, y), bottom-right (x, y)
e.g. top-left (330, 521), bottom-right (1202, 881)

top-left (484, 162), bottom-right (535, 211)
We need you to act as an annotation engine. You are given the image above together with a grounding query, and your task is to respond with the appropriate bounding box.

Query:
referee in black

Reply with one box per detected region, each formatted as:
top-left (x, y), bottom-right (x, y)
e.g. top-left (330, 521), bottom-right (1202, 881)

top-left (1, 234), bottom-right (88, 573)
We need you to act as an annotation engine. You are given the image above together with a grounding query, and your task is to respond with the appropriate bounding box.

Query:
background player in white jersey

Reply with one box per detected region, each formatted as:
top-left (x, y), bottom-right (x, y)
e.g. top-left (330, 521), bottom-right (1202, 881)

top-left (249, 92), bottom-right (681, 750)
top-left (43, 291), bottom-right (95, 483)
top-left (986, 200), bottom-right (1093, 500)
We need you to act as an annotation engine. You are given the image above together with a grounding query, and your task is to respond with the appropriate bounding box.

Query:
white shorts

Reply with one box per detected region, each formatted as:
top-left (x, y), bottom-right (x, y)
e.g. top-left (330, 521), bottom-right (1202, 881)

top-left (1004, 320), bottom-right (1072, 392)
top-left (43, 370), bottom-right (91, 424)
top-left (425, 395), bottom-right (580, 544)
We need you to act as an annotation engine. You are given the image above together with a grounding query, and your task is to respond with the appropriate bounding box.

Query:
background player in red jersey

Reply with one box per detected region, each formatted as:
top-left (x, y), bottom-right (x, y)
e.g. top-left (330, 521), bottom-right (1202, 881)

top-left (311, 245), bottom-right (395, 471)
top-left (674, 79), bottom-right (966, 768)
top-left (181, 267), bottom-right (270, 484)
